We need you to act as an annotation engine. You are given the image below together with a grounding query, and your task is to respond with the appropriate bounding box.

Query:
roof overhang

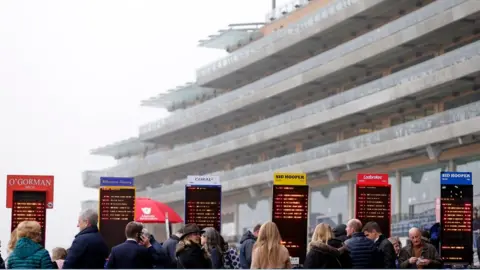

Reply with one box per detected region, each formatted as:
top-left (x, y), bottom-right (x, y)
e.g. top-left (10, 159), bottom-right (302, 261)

top-left (198, 23), bottom-right (264, 51)
top-left (140, 82), bottom-right (217, 109)
top-left (90, 137), bottom-right (155, 158)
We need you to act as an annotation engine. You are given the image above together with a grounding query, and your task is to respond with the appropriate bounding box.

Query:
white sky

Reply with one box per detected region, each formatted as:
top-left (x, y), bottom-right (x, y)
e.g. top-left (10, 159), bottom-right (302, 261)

top-left (0, 0), bottom-right (292, 254)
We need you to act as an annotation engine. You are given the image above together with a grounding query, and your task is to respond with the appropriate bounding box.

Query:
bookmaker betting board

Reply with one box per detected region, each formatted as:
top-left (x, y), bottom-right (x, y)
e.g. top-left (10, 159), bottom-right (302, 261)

top-left (99, 177), bottom-right (135, 250)
top-left (11, 191), bottom-right (47, 247)
top-left (272, 173), bottom-right (308, 266)
top-left (355, 174), bottom-right (391, 238)
top-left (440, 172), bottom-right (473, 266)
top-left (185, 175), bottom-right (222, 232)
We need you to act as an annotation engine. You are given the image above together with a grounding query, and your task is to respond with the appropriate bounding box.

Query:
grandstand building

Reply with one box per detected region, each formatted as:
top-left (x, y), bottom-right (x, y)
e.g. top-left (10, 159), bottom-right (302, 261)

top-left (83, 0), bottom-right (480, 238)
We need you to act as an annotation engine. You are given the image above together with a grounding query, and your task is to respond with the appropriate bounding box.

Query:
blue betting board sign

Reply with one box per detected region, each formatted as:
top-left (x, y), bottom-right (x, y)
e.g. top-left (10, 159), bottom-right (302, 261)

top-left (100, 177), bottom-right (135, 187)
top-left (440, 172), bottom-right (472, 185)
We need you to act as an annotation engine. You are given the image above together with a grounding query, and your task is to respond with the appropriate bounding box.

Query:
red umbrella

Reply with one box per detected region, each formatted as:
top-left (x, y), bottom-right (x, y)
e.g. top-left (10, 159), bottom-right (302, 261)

top-left (135, 197), bottom-right (183, 224)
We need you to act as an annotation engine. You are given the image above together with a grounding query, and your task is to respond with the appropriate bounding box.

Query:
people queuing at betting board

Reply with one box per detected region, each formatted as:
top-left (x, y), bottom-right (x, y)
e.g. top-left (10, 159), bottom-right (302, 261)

top-left (14, 208), bottom-right (480, 269)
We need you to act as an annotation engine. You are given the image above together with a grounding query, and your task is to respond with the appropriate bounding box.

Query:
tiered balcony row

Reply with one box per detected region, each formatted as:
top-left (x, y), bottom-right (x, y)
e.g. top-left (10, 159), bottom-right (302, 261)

top-left (139, 0), bottom-right (477, 143)
top-left (83, 40), bottom-right (480, 188)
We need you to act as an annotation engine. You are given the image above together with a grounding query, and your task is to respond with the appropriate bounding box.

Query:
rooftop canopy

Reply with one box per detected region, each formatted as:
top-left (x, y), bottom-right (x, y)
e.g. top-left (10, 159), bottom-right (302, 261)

top-left (265, 0), bottom-right (312, 22)
top-left (198, 23), bottom-right (264, 52)
top-left (140, 82), bottom-right (218, 110)
top-left (90, 137), bottom-right (155, 158)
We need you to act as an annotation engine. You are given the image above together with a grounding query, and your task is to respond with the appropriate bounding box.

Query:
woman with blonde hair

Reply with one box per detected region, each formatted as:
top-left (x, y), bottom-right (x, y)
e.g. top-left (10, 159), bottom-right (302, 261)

top-left (304, 223), bottom-right (350, 269)
top-left (7, 221), bottom-right (53, 269)
top-left (250, 221), bottom-right (291, 269)
top-left (51, 247), bottom-right (67, 269)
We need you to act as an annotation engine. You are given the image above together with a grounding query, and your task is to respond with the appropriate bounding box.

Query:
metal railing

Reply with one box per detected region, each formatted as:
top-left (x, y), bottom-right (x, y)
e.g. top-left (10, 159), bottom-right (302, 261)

top-left (141, 41), bottom-right (480, 163)
top-left (85, 40), bottom-right (480, 187)
top-left (133, 101), bottom-right (480, 196)
top-left (139, 0), bottom-right (465, 137)
top-left (198, 0), bottom-right (363, 78)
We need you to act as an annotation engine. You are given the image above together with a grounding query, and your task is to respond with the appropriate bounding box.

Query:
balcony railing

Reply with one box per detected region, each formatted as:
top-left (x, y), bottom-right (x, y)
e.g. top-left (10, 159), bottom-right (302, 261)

top-left (144, 101), bottom-right (480, 199)
top-left (139, 0), bottom-right (465, 138)
top-left (198, 0), bottom-right (364, 78)
top-left (82, 40), bottom-right (480, 187)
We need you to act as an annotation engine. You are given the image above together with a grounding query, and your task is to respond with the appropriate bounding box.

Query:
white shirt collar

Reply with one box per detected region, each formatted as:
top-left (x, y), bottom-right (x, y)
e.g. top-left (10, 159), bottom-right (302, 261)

top-left (126, 238), bottom-right (138, 242)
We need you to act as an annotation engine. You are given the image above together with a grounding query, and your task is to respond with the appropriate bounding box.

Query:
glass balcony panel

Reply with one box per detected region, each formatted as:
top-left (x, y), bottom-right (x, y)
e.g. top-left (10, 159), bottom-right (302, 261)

top-left (135, 41), bottom-right (480, 170)
top-left (139, 0), bottom-right (465, 137)
top-left (140, 101), bottom-right (480, 196)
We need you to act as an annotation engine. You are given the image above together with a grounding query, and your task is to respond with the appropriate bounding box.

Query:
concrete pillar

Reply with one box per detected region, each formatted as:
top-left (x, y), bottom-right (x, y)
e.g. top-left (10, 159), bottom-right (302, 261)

top-left (395, 170), bottom-right (401, 217)
top-left (347, 180), bottom-right (355, 220)
top-left (234, 203), bottom-right (240, 238)
top-left (448, 159), bottom-right (456, 171)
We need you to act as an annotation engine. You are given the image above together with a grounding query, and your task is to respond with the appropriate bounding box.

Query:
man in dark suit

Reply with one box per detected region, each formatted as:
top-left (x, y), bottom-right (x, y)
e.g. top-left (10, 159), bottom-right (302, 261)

top-left (63, 209), bottom-right (109, 269)
top-left (105, 221), bottom-right (159, 269)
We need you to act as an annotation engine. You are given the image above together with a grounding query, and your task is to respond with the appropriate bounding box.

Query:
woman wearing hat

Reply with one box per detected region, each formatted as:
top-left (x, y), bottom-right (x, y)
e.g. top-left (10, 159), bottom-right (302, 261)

top-left (176, 224), bottom-right (212, 269)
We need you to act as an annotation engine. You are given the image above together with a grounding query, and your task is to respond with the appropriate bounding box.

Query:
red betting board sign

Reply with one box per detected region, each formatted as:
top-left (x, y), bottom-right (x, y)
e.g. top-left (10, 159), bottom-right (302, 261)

top-left (355, 174), bottom-right (391, 238)
top-left (6, 175), bottom-right (54, 209)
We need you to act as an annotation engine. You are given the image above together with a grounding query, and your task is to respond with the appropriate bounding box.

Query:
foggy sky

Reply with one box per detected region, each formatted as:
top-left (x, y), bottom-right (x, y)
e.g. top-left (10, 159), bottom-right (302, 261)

top-left (0, 0), bottom-right (286, 254)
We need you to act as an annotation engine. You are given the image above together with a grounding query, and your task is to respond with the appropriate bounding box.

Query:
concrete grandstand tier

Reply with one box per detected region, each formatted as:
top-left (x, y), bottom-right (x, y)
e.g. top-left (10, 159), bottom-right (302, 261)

top-left (138, 0), bottom-right (480, 145)
top-left (83, 41), bottom-right (480, 189)
top-left (196, 0), bottom-right (425, 89)
top-left (140, 82), bottom-right (218, 111)
top-left (90, 137), bottom-right (155, 158)
top-left (198, 23), bottom-right (265, 52)
top-left (142, 101), bottom-right (480, 203)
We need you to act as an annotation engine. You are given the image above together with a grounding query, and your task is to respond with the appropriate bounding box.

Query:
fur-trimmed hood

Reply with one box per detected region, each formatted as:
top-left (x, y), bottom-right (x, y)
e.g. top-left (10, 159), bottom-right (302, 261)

top-left (309, 241), bottom-right (341, 256)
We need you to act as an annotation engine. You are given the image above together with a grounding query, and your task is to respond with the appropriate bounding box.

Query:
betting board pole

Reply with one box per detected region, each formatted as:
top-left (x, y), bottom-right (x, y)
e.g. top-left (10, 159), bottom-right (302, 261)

top-left (272, 172), bottom-right (309, 267)
top-left (440, 171), bottom-right (473, 268)
top-left (355, 173), bottom-right (391, 238)
top-left (99, 177), bottom-right (136, 251)
top-left (185, 175), bottom-right (222, 232)
top-left (6, 175), bottom-right (54, 247)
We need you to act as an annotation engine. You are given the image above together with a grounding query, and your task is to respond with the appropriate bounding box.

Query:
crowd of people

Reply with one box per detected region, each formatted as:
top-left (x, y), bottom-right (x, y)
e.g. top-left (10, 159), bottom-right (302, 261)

top-left (0, 208), bottom-right (444, 269)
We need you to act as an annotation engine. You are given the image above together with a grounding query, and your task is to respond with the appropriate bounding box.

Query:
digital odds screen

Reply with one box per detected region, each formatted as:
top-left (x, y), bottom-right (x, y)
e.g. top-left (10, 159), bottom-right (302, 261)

top-left (185, 185), bottom-right (222, 232)
top-left (11, 191), bottom-right (47, 247)
top-left (355, 185), bottom-right (391, 238)
top-left (440, 183), bottom-right (473, 264)
top-left (272, 185), bottom-right (309, 265)
top-left (99, 187), bottom-right (135, 250)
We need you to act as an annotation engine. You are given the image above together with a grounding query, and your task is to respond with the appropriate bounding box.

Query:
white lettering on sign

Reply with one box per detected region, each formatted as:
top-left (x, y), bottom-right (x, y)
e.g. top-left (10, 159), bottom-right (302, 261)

top-left (441, 173), bottom-right (471, 178)
top-left (363, 175), bottom-right (384, 180)
top-left (8, 178), bottom-right (52, 187)
top-left (187, 175), bottom-right (221, 186)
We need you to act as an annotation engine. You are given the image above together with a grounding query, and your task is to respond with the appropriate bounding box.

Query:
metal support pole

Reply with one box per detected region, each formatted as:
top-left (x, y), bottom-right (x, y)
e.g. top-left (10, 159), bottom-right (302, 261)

top-left (272, 0), bottom-right (276, 9)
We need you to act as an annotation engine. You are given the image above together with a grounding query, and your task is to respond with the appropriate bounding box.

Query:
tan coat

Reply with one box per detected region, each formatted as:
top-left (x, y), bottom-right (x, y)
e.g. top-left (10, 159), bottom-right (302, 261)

top-left (251, 245), bottom-right (291, 269)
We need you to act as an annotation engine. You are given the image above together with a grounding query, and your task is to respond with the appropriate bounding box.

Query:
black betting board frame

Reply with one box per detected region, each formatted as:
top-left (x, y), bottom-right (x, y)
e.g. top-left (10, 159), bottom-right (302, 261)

top-left (98, 187), bottom-right (135, 251)
top-left (272, 184), bottom-right (309, 266)
top-left (440, 183), bottom-right (473, 265)
top-left (11, 191), bottom-right (47, 247)
top-left (184, 185), bottom-right (222, 232)
top-left (355, 185), bottom-right (391, 238)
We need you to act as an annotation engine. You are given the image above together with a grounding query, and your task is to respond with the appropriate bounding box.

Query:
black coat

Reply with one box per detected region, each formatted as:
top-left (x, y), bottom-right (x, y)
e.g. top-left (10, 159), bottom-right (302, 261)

top-left (163, 235), bottom-right (180, 268)
top-left (105, 240), bottom-right (158, 269)
top-left (175, 241), bottom-right (211, 269)
top-left (63, 226), bottom-right (109, 269)
top-left (304, 241), bottom-right (346, 269)
top-left (374, 235), bottom-right (397, 269)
